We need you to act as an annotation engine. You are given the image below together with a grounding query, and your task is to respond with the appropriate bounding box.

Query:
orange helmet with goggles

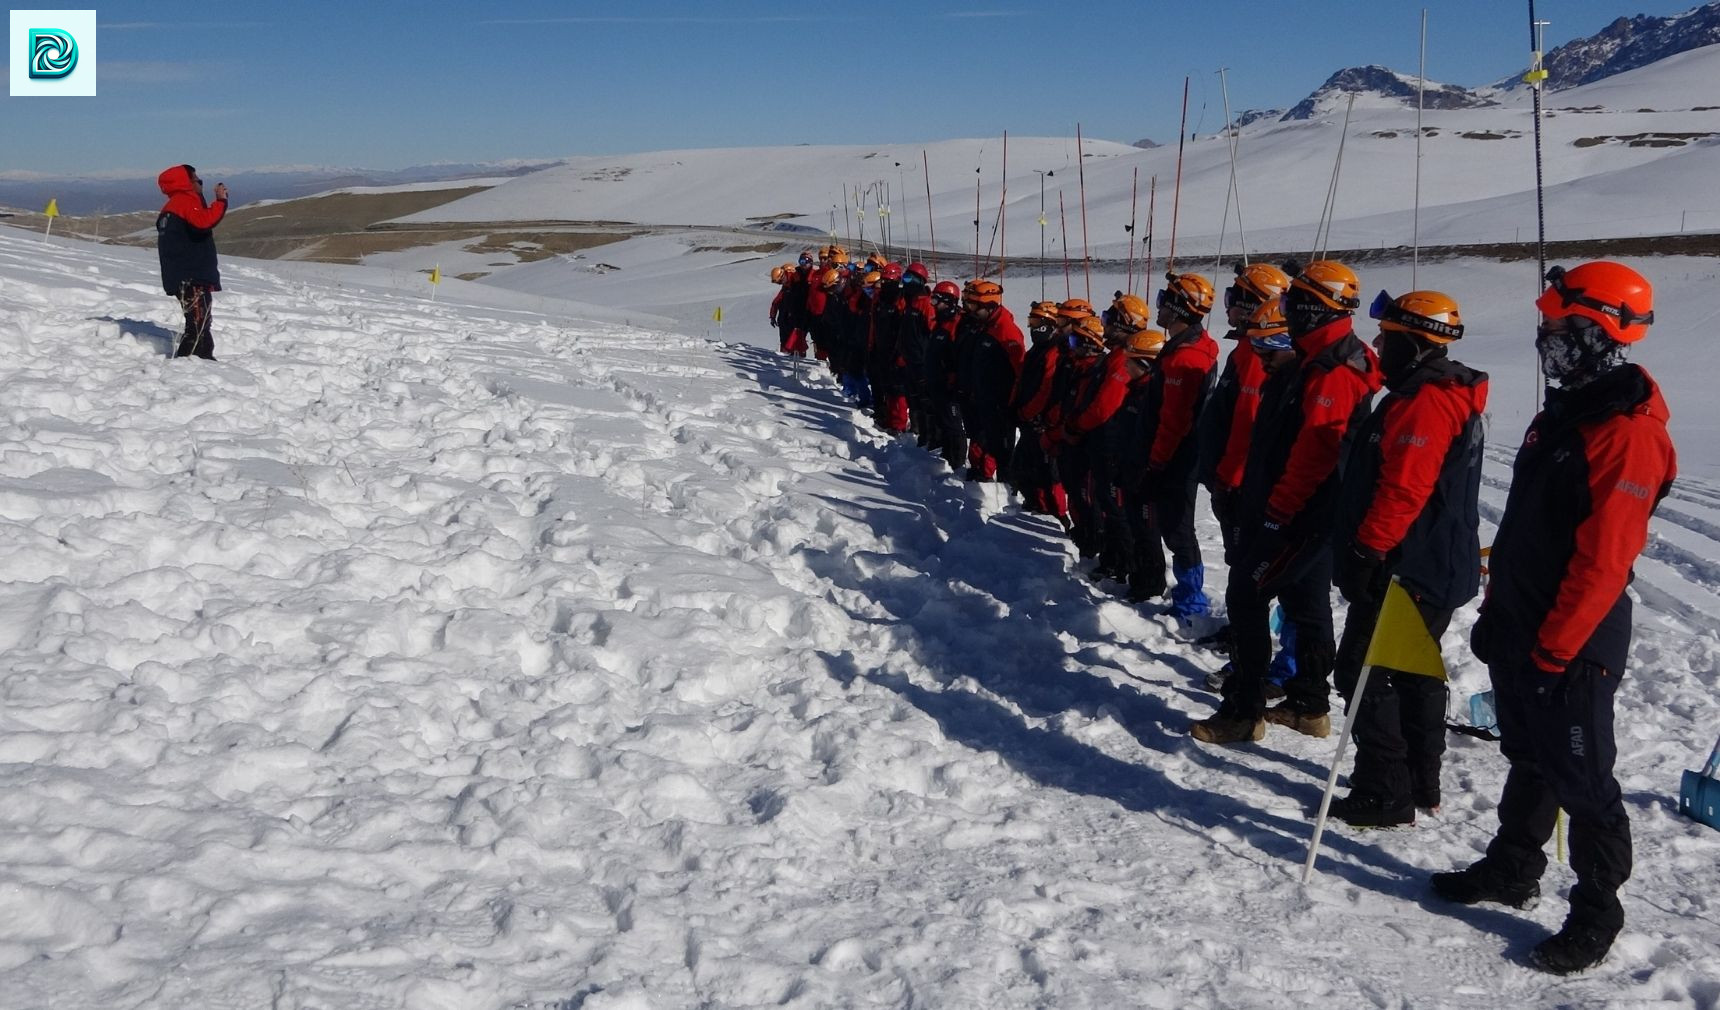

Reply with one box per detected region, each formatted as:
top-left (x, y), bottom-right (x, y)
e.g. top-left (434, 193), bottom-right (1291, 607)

top-left (1369, 290), bottom-right (1465, 344)
top-left (1535, 261), bottom-right (1654, 344)
top-left (1112, 293), bottom-right (1153, 332)
top-left (1288, 260), bottom-right (1362, 313)
top-left (1070, 315), bottom-right (1107, 349)
top-left (1226, 262), bottom-right (1292, 311)
top-left (1028, 301), bottom-right (1060, 326)
top-left (1057, 298), bottom-right (1096, 323)
top-left (1158, 272), bottom-right (1216, 319)
top-left (963, 279), bottom-right (1004, 308)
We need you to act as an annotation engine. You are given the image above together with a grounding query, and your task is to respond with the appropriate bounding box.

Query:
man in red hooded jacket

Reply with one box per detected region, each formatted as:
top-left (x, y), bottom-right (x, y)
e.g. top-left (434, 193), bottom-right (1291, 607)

top-left (156, 165), bottom-right (229, 359)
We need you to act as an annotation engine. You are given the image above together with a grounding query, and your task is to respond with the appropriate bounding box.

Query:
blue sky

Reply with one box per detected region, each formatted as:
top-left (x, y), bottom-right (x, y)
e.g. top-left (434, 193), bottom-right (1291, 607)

top-left (0, 0), bottom-right (1699, 176)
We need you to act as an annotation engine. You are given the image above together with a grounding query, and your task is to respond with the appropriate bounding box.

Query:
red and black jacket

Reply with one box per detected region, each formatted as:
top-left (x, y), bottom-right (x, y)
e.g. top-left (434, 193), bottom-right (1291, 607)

top-left (1012, 337), bottom-right (1065, 424)
top-left (1336, 357), bottom-right (1489, 609)
top-left (1197, 330), bottom-right (1269, 492)
top-left (1063, 348), bottom-right (1133, 440)
top-left (1145, 326), bottom-right (1220, 476)
top-left (1239, 317), bottom-right (1381, 538)
top-left (922, 313), bottom-right (961, 398)
top-left (156, 165), bottom-right (227, 295)
top-left (1480, 364), bottom-right (1676, 674)
top-left (954, 306), bottom-right (1027, 423)
top-left (868, 283), bottom-right (910, 385)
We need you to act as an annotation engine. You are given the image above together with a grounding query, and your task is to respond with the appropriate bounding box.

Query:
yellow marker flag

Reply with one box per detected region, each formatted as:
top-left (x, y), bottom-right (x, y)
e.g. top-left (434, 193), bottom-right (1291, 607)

top-left (1362, 579), bottom-right (1448, 680)
top-left (1523, 68), bottom-right (1549, 85)
top-left (712, 306), bottom-right (723, 323)
top-left (428, 267), bottom-right (441, 285)
top-left (44, 199), bottom-right (60, 218)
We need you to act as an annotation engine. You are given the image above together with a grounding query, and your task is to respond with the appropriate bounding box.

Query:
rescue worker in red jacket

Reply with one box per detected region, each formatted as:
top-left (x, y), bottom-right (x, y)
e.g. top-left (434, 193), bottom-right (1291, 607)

top-left (868, 263), bottom-right (913, 432)
top-left (1432, 262), bottom-right (1676, 977)
top-left (1141, 273), bottom-right (1221, 616)
top-left (1061, 311), bottom-right (1137, 577)
top-left (922, 280), bottom-right (968, 470)
top-left (1196, 263), bottom-right (1296, 685)
top-left (1010, 301), bottom-right (1072, 522)
top-left (156, 164), bottom-right (230, 359)
top-left (1192, 260), bottom-right (1380, 744)
top-left (952, 280), bottom-right (1026, 481)
top-left (1327, 290), bottom-right (1487, 828)
top-left (898, 263), bottom-right (936, 446)
top-left (1038, 301), bottom-right (1102, 547)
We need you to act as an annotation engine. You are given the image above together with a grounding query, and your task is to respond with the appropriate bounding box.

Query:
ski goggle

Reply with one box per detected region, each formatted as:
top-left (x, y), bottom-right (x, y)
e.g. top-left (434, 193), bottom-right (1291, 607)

top-left (1543, 266), bottom-right (1654, 329)
top-left (1223, 286), bottom-right (1260, 311)
top-left (1369, 290), bottom-right (1465, 341)
top-left (1250, 334), bottom-right (1292, 353)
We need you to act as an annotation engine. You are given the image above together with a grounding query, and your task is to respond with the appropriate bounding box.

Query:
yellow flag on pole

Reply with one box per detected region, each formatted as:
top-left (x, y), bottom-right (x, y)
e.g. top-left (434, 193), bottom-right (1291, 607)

top-left (44, 199), bottom-right (60, 218)
top-left (712, 306), bottom-right (724, 323)
top-left (428, 266), bottom-right (441, 285)
top-left (1362, 579), bottom-right (1448, 680)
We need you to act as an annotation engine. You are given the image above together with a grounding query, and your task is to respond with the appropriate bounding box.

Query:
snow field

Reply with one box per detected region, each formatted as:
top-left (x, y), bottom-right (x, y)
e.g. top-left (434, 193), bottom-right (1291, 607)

top-left (1, 230), bottom-right (1718, 1008)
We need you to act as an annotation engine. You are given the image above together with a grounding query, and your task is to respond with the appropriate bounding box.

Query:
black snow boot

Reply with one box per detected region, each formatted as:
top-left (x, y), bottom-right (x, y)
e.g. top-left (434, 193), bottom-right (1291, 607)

top-left (1528, 917), bottom-right (1618, 975)
top-left (1328, 792), bottom-right (1414, 829)
top-left (1429, 861), bottom-right (1540, 910)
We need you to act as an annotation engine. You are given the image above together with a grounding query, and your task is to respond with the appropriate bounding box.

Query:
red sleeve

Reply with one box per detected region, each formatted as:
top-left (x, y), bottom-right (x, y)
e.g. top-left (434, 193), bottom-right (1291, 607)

top-left (1216, 350), bottom-right (1263, 490)
top-left (167, 193), bottom-right (227, 230)
top-left (806, 287), bottom-right (827, 314)
top-left (1067, 354), bottom-right (1130, 435)
top-left (1266, 364), bottom-right (1374, 521)
top-left (1533, 412), bottom-right (1677, 670)
top-left (1148, 345), bottom-right (1211, 468)
top-left (1354, 382), bottom-right (1475, 554)
top-left (1018, 349), bottom-right (1059, 420)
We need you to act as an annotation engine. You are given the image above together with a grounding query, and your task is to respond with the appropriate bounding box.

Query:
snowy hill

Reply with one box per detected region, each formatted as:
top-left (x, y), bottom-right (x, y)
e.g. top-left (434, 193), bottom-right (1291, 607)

top-left (2, 220), bottom-right (1719, 1006)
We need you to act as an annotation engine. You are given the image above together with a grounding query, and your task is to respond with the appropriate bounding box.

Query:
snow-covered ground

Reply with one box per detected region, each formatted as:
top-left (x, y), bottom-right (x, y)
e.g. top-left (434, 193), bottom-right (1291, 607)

top-left (2, 219), bottom-right (1717, 1008)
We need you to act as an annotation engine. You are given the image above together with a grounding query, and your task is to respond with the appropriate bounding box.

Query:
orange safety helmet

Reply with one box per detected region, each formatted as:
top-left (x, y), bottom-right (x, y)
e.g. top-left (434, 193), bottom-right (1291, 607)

top-left (821, 267), bottom-right (841, 291)
top-left (1289, 260), bottom-right (1362, 312)
top-left (1246, 298), bottom-right (1290, 341)
top-left (861, 270), bottom-right (883, 286)
top-left (1028, 301), bottom-right (1060, 326)
top-left (1071, 315), bottom-right (1107, 348)
top-left (1158, 272), bottom-right (1216, 318)
top-left (1057, 298), bottom-right (1096, 322)
top-left (830, 246), bottom-right (851, 265)
top-left (1535, 261), bottom-right (1654, 344)
top-left (1371, 289), bottom-right (1465, 344)
top-left (1227, 262), bottom-right (1292, 310)
top-left (1111, 293), bottom-right (1152, 332)
top-left (865, 252), bottom-right (888, 271)
top-left (770, 265), bottom-right (786, 284)
top-left (1123, 328), bottom-right (1167, 359)
top-left (963, 279), bottom-right (1004, 308)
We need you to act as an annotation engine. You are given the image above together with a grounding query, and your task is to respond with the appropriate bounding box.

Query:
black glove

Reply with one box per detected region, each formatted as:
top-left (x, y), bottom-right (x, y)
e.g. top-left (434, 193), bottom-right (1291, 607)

top-left (1335, 541), bottom-right (1388, 605)
top-left (1528, 665), bottom-right (1567, 708)
top-left (1470, 609), bottom-right (1496, 665)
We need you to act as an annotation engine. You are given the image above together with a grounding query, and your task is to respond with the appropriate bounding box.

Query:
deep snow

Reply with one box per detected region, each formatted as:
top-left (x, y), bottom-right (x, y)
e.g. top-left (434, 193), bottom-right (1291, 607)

top-left (2, 221), bottom-right (1717, 1009)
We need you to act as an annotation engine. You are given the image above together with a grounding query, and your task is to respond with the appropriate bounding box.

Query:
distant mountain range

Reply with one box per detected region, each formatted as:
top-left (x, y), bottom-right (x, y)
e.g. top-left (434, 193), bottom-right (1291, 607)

top-left (1236, 2), bottom-right (1720, 129)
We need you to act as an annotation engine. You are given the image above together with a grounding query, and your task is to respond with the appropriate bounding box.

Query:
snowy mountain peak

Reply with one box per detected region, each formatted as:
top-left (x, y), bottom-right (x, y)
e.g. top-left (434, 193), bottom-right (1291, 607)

top-left (1511, 2), bottom-right (1720, 90)
top-left (1281, 65), bottom-right (1498, 121)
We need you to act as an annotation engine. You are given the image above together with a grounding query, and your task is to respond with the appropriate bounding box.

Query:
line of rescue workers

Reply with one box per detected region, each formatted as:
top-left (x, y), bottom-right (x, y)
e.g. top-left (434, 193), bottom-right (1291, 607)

top-left (765, 247), bottom-right (1676, 978)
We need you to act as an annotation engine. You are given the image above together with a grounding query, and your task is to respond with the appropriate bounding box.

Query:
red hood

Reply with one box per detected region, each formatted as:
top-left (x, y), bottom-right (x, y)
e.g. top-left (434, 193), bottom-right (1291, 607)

top-left (1292, 315), bottom-right (1354, 359)
top-left (158, 164), bottom-right (197, 198)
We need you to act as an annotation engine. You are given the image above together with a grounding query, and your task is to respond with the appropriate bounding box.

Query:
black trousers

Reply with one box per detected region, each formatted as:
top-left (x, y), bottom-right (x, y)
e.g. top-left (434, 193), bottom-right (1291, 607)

top-left (1146, 472), bottom-right (1202, 573)
top-left (175, 282), bottom-right (215, 359)
top-left (1485, 657), bottom-right (1631, 932)
top-left (1335, 592), bottom-right (1452, 807)
top-left (1219, 535), bottom-right (1336, 720)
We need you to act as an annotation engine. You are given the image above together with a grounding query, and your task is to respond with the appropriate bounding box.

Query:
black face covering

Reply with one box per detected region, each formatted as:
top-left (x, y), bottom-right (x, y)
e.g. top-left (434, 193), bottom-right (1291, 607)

top-left (1286, 290), bottom-right (1341, 340)
top-left (1378, 329), bottom-right (1443, 388)
top-left (1537, 317), bottom-right (1626, 388)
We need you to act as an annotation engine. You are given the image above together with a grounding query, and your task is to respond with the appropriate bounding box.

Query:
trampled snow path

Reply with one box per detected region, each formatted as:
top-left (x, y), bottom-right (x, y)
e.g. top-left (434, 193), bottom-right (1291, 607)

top-left (1, 231), bottom-right (1717, 1009)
